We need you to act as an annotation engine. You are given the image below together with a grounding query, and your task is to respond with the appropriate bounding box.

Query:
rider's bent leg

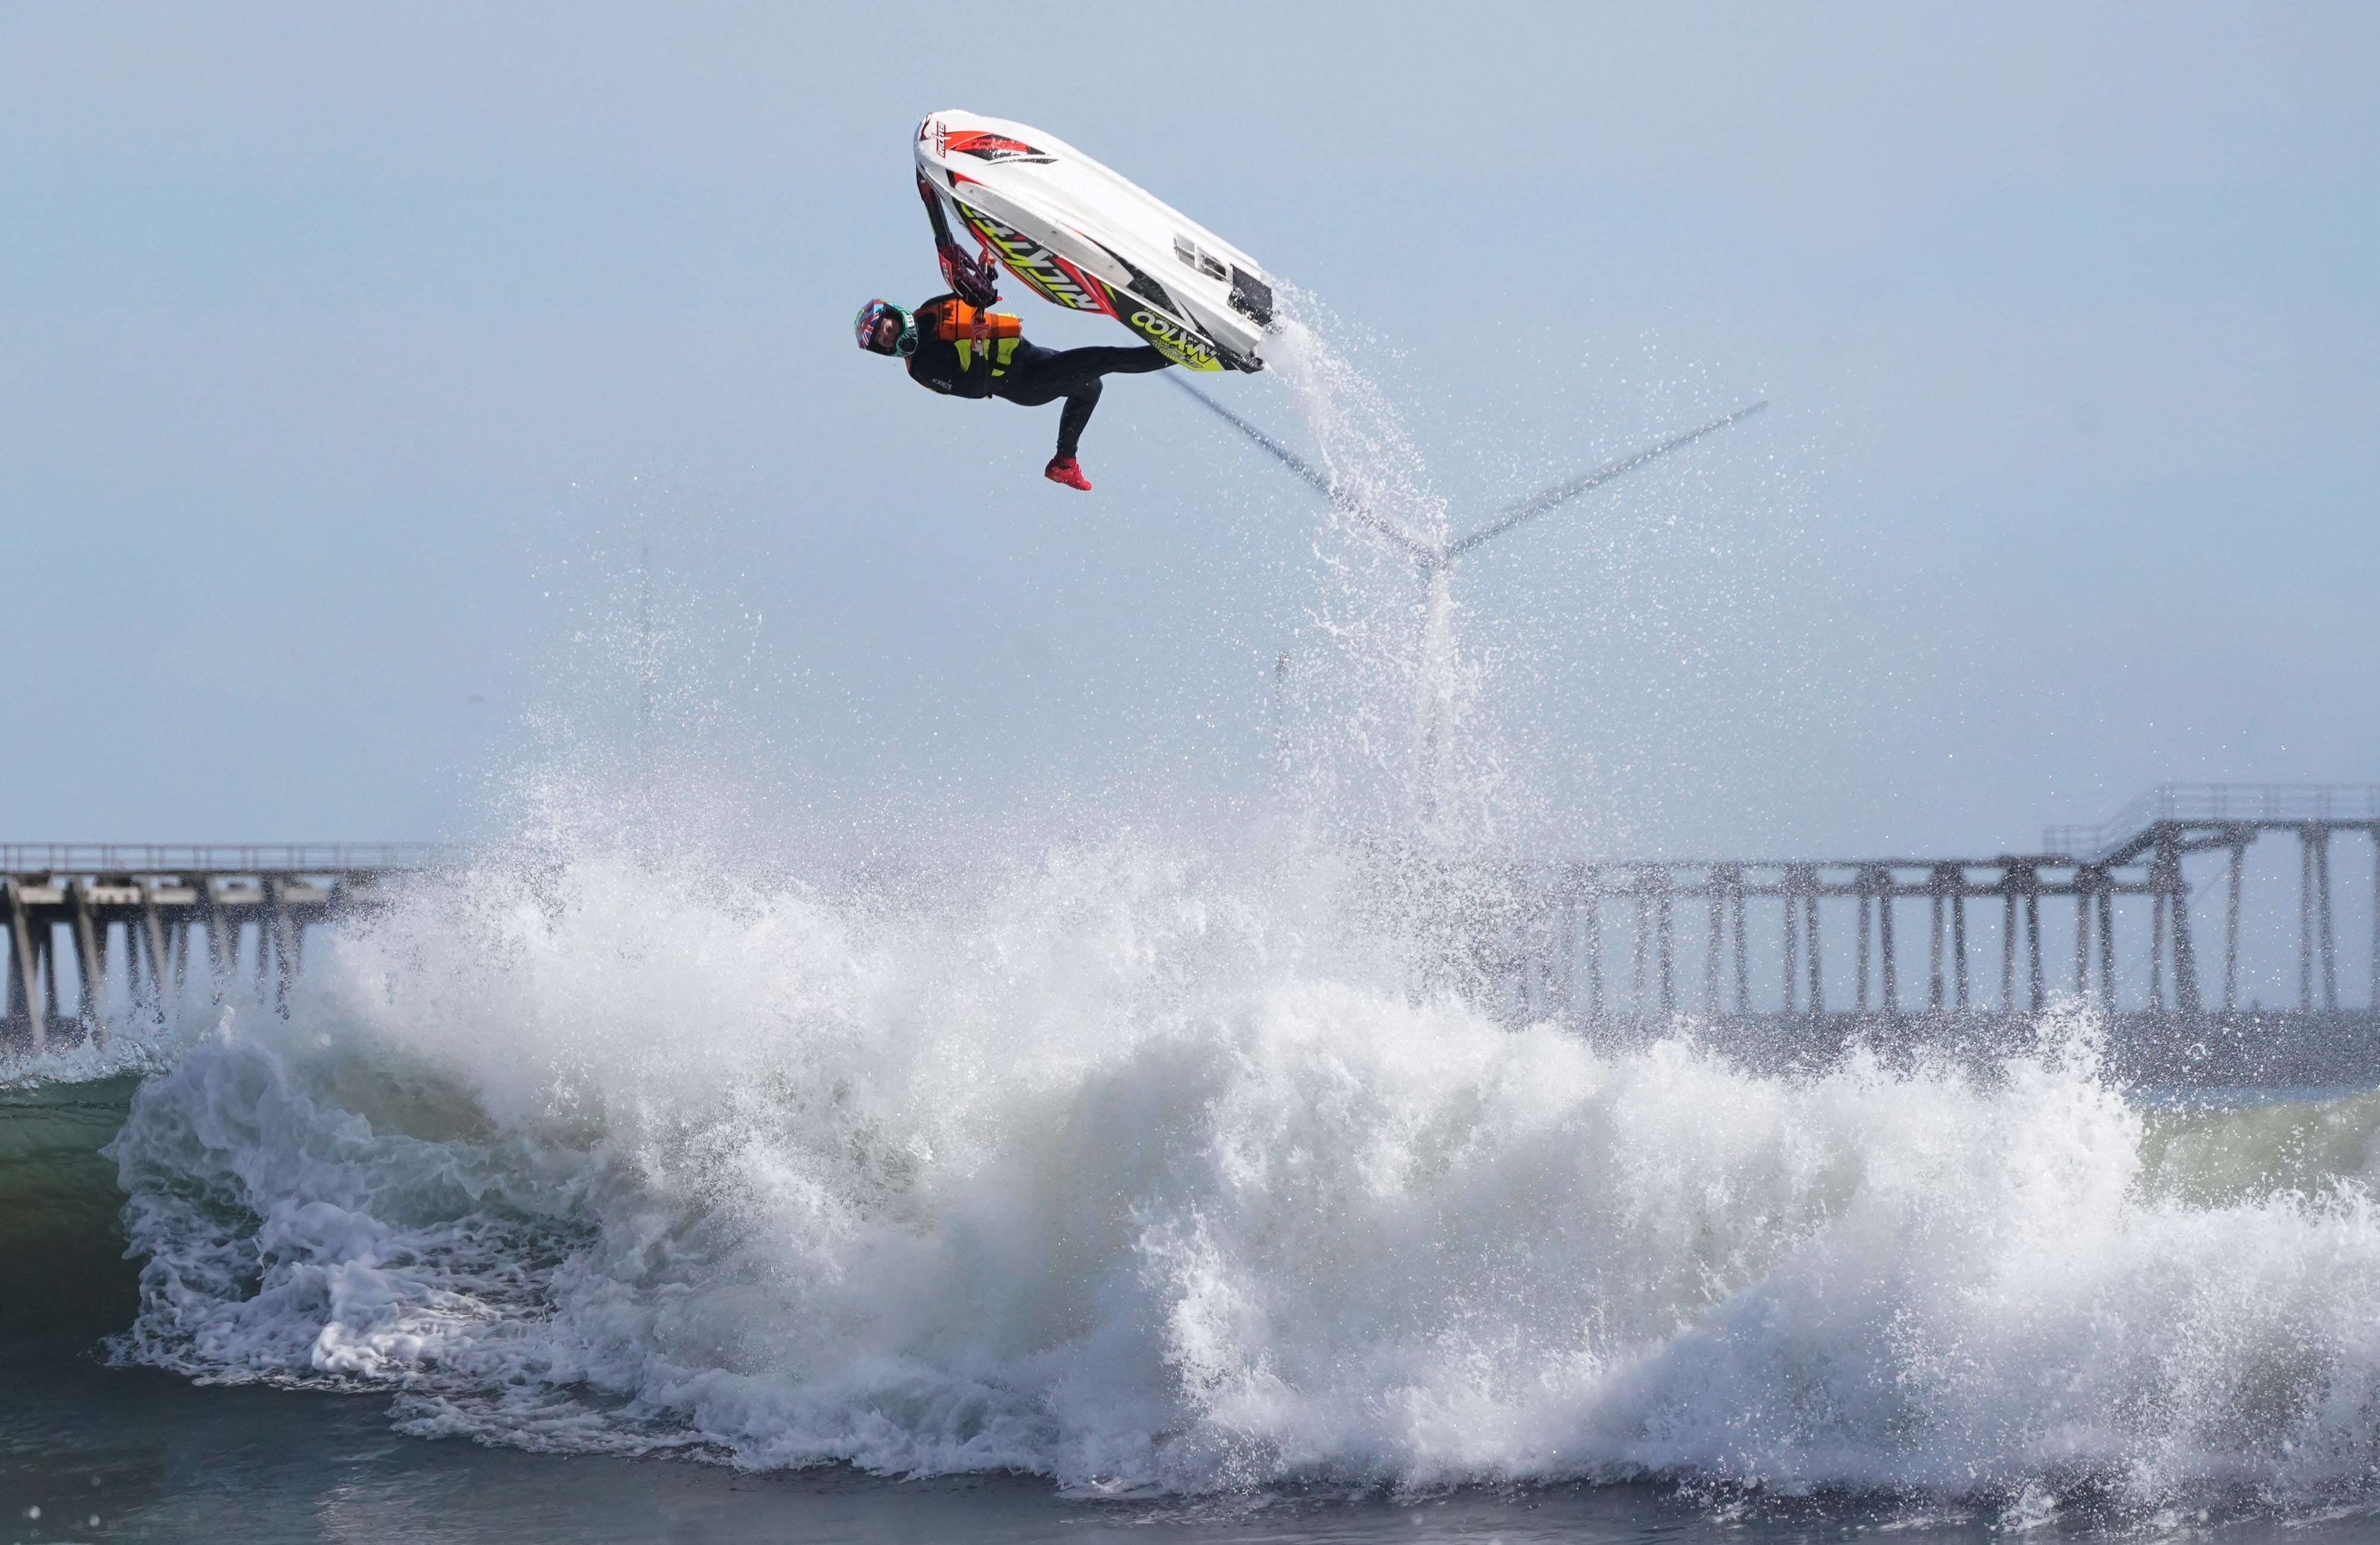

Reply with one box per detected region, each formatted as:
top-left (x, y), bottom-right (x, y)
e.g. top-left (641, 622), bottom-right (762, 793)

top-left (992, 345), bottom-right (1171, 456)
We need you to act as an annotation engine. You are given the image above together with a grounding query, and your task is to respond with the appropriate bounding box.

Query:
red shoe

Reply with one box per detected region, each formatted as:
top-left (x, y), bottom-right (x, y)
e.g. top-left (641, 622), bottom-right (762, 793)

top-left (1044, 455), bottom-right (1092, 492)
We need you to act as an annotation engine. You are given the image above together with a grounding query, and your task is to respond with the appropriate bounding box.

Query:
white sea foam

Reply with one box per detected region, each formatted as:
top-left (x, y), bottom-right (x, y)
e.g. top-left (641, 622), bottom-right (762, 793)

top-left (99, 834), bottom-right (2380, 1511)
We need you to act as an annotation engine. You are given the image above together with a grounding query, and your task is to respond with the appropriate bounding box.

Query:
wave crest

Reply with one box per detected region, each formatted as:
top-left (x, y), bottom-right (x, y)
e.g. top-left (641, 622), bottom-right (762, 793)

top-left (92, 838), bottom-right (2380, 1515)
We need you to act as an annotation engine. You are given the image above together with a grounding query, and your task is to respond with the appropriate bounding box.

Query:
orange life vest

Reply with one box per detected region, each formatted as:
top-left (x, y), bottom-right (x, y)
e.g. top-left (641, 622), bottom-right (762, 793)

top-left (932, 302), bottom-right (1022, 342)
top-left (938, 301), bottom-right (1023, 376)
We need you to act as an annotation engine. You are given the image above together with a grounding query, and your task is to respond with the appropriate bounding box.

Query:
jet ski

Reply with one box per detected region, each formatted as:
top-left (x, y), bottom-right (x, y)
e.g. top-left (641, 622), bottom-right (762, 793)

top-left (913, 110), bottom-right (1276, 373)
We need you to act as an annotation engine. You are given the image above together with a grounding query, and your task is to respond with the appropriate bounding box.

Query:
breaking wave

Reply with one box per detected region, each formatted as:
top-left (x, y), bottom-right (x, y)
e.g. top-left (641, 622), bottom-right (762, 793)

top-left (83, 834), bottom-right (2380, 1518)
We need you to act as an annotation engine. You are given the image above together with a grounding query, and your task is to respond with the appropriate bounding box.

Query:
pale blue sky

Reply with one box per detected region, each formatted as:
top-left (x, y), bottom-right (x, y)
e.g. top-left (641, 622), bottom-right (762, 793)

top-left (3, 4), bottom-right (2373, 859)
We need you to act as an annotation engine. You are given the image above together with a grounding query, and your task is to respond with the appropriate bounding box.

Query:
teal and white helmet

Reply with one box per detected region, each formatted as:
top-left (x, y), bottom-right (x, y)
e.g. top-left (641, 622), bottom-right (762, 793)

top-left (854, 299), bottom-right (917, 356)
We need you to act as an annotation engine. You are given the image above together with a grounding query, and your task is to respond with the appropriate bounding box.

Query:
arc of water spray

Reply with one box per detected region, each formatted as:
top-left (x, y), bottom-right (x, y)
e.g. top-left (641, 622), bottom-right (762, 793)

top-left (1166, 376), bottom-right (1767, 570)
top-left (1169, 376), bottom-right (1770, 825)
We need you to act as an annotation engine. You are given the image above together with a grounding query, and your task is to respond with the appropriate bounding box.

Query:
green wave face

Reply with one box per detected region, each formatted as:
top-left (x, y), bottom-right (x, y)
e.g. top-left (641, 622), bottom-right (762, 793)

top-left (0, 1075), bottom-right (142, 1362)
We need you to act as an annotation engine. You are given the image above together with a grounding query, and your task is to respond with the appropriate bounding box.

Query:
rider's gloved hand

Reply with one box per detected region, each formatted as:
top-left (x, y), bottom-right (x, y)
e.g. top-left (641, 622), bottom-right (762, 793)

top-left (953, 253), bottom-right (1001, 308)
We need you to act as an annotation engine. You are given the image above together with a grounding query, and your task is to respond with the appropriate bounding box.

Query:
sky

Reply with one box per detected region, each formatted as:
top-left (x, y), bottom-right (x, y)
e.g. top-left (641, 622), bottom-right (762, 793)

top-left (3, 3), bottom-right (2374, 864)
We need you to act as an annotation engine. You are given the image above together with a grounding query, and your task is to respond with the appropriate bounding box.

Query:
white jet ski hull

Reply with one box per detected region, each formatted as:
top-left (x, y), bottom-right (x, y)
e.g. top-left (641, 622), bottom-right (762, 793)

top-left (914, 110), bottom-right (1274, 373)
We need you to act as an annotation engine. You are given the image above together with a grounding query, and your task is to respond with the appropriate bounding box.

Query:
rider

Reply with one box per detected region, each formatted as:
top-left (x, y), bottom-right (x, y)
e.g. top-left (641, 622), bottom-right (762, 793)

top-left (853, 179), bottom-right (1172, 492)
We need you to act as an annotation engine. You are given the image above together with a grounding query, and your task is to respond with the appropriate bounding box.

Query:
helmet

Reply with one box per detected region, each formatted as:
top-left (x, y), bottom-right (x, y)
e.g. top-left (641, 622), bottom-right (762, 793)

top-left (854, 299), bottom-right (916, 357)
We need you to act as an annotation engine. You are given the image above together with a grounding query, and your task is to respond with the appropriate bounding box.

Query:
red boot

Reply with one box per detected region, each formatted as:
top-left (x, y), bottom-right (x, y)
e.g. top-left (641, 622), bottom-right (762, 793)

top-left (1044, 455), bottom-right (1092, 492)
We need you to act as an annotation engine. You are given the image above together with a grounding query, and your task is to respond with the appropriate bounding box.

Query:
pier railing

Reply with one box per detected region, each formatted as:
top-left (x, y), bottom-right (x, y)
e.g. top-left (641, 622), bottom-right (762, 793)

top-left (2046, 784), bottom-right (2380, 863)
top-left (0, 842), bottom-right (456, 874)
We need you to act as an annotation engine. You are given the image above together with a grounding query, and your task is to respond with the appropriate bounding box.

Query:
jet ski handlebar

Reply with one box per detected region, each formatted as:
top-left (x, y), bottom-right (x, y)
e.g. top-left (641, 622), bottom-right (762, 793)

top-left (916, 173), bottom-right (1001, 308)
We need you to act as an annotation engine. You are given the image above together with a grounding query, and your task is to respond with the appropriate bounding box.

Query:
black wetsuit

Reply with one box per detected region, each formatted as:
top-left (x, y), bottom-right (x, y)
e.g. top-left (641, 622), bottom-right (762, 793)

top-left (903, 294), bottom-right (1171, 459)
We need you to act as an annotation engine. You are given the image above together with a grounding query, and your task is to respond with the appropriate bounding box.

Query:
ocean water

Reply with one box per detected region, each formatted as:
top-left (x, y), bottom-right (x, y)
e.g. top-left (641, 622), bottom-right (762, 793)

top-left (10, 841), bottom-right (2380, 1543)
top-left (11, 316), bottom-right (2380, 1543)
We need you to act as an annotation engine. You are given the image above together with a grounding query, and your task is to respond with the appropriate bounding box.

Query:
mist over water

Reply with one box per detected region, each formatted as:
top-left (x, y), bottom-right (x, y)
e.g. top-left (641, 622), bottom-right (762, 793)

top-left (24, 308), bottom-right (2380, 1531)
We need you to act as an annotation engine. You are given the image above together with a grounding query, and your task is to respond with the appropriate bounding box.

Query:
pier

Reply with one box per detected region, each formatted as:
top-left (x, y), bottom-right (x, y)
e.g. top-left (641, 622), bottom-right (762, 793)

top-left (1, 845), bottom-right (444, 1051)
top-left (5, 789), bottom-right (2376, 1081)
top-left (1485, 784), bottom-right (2380, 1081)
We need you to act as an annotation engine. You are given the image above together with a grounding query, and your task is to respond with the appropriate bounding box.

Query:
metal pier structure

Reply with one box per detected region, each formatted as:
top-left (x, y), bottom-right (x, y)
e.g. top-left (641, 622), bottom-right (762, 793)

top-left (1, 844), bottom-right (446, 1052)
top-left (1492, 784), bottom-right (2380, 1081)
